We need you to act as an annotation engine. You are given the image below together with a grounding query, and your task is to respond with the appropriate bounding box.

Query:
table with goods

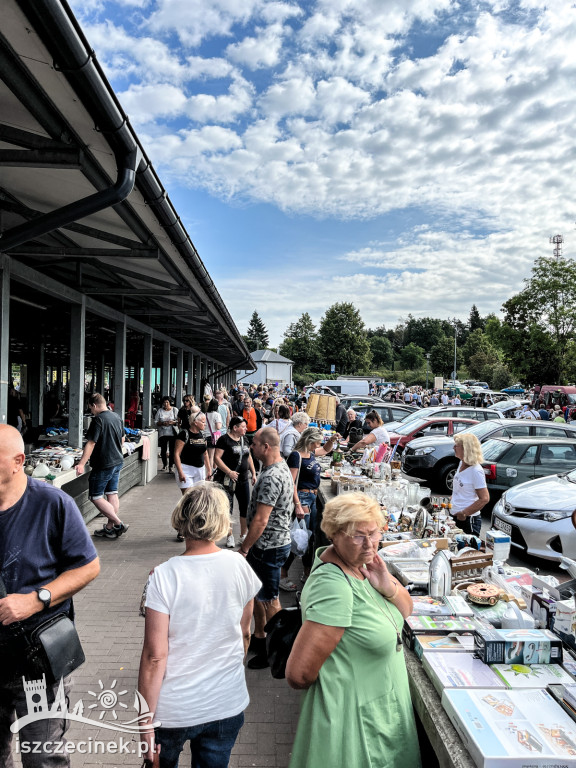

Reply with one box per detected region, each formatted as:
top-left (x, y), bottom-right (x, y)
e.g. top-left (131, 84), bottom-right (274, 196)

top-left (311, 424), bottom-right (576, 768)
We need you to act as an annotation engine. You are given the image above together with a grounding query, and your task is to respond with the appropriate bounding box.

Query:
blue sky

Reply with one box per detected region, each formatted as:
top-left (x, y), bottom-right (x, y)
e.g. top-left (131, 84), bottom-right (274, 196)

top-left (70, 0), bottom-right (576, 347)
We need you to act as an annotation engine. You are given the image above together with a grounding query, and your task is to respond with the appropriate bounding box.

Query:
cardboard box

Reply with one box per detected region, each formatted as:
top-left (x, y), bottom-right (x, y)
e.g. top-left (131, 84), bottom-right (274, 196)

top-left (423, 651), bottom-right (505, 695)
top-left (403, 615), bottom-right (485, 650)
top-left (414, 633), bottom-right (475, 659)
top-left (554, 599), bottom-right (576, 636)
top-left (531, 593), bottom-right (557, 630)
top-left (491, 663), bottom-right (574, 688)
top-left (442, 688), bottom-right (576, 767)
top-left (475, 628), bottom-right (563, 665)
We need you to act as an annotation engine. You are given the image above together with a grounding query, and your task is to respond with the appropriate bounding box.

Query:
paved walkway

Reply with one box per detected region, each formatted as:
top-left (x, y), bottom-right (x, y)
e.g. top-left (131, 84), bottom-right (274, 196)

top-left (13, 464), bottom-right (301, 767)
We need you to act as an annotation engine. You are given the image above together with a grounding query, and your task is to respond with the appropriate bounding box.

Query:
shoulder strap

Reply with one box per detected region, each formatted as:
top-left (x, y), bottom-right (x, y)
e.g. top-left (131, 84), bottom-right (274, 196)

top-left (233, 437), bottom-right (245, 472)
top-left (313, 560), bottom-right (353, 587)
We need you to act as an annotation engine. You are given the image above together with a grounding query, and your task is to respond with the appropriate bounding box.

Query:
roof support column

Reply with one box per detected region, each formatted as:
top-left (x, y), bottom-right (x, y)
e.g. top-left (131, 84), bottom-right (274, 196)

top-left (96, 355), bottom-right (106, 398)
top-left (175, 348), bottom-right (184, 406)
top-left (29, 343), bottom-right (45, 429)
top-left (0, 256), bottom-right (10, 423)
top-left (68, 298), bottom-right (86, 448)
top-left (195, 358), bottom-right (202, 403)
top-left (186, 352), bottom-right (194, 397)
top-left (114, 320), bottom-right (127, 421)
top-left (142, 333), bottom-right (153, 429)
top-left (162, 342), bottom-right (171, 400)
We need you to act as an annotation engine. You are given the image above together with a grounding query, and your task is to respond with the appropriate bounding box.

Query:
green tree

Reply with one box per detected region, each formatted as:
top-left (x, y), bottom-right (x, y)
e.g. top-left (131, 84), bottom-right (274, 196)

top-left (279, 313), bottom-right (321, 371)
top-left (468, 304), bottom-right (484, 333)
top-left (404, 315), bottom-right (450, 352)
top-left (462, 329), bottom-right (498, 367)
top-left (369, 336), bottom-right (394, 368)
top-left (400, 342), bottom-right (425, 370)
top-left (318, 302), bottom-right (371, 374)
top-left (367, 326), bottom-right (394, 368)
top-left (246, 311), bottom-right (269, 351)
top-left (502, 254), bottom-right (576, 382)
top-left (430, 337), bottom-right (463, 378)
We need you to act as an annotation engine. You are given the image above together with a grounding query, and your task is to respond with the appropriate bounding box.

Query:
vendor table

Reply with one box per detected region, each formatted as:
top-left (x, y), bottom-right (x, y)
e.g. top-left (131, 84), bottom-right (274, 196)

top-left (49, 431), bottom-right (158, 522)
top-left (317, 478), bottom-right (476, 768)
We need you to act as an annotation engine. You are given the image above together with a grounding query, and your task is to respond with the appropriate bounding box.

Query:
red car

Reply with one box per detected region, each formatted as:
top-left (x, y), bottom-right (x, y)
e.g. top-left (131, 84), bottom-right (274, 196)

top-left (388, 416), bottom-right (479, 455)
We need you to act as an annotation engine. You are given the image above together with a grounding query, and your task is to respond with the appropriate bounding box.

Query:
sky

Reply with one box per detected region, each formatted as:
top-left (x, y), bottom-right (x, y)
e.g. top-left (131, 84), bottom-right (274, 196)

top-left (69, 0), bottom-right (576, 348)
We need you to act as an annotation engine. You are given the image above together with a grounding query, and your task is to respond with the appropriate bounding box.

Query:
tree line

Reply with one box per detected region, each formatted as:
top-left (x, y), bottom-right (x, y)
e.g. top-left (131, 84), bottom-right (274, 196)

top-left (242, 254), bottom-right (576, 388)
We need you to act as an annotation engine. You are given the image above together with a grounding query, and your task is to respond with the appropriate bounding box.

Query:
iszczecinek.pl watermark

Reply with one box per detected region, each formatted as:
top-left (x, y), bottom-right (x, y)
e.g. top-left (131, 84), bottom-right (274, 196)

top-left (11, 674), bottom-right (160, 756)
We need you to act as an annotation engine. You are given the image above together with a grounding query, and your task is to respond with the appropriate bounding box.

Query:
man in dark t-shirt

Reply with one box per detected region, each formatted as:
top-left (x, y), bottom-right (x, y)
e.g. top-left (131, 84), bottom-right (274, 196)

top-left (76, 392), bottom-right (128, 540)
top-left (0, 424), bottom-right (100, 764)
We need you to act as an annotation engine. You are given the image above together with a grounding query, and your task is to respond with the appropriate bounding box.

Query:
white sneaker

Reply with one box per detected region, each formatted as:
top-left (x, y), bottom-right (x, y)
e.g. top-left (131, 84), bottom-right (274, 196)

top-left (226, 534), bottom-right (235, 549)
top-left (239, 534), bottom-right (247, 545)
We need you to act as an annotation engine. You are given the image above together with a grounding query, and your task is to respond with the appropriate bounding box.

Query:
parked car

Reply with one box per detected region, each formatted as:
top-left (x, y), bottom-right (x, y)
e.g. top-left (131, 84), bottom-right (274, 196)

top-left (501, 384), bottom-right (526, 394)
top-left (338, 395), bottom-right (386, 409)
top-left (491, 470), bottom-right (576, 561)
top-left (401, 420), bottom-right (576, 493)
top-left (490, 399), bottom-right (530, 418)
top-left (383, 405), bottom-right (501, 434)
top-left (481, 436), bottom-right (576, 503)
top-left (387, 416), bottom-right (479, 455)
top-left (353, 403), bottom-right (414, 433)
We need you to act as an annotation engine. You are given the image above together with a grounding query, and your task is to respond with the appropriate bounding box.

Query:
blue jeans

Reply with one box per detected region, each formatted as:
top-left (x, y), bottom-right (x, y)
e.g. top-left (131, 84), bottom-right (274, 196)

top-left (247, 543), bottom-right (291, 601)
top-left (155, 711), bottom-right (244, 768)
top-left (298, 490), bottom-right (317, 569)
top-left (88, 463), bottom-right (122, 500)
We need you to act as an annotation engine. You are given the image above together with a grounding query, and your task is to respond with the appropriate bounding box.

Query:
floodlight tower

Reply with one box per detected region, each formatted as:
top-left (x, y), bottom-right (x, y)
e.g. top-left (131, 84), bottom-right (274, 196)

top-left (549, 234), bottom-right (563, 259)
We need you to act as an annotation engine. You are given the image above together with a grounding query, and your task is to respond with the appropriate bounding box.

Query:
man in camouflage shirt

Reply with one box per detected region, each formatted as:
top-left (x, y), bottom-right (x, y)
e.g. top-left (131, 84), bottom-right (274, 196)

top-left (239, 427), bottom-right (294, 669)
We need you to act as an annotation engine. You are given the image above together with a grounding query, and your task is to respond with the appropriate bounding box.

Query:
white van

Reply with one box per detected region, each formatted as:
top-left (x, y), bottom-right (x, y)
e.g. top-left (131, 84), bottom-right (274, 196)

top-left (313, 379), bottom-right (370, 396)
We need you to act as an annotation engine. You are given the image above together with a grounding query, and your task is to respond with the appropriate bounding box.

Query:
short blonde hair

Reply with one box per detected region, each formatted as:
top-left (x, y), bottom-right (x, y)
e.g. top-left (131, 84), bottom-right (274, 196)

top-left (171, 482), bottom-right (230, 541)
top-left (294, 427), bottom-right (324, 453)
top-left (454, 432), bottom-right (484, 465)
top-left (321, 492), bottom-right (384, 539)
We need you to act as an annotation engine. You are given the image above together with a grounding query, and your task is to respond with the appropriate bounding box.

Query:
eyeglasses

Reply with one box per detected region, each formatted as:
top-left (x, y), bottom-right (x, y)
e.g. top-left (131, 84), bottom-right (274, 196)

top-left (345, 531), bottom-right (382, 546)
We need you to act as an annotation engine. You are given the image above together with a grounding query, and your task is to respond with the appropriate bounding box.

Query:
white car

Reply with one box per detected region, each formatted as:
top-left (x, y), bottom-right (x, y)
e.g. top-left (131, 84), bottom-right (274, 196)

top-left (491, 470), bottom-right (576, 561)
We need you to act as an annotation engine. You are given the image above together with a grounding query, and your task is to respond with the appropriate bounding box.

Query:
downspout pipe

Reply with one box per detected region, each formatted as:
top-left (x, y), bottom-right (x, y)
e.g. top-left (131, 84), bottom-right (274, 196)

top-left (0, 148), bottom-right (141, 252)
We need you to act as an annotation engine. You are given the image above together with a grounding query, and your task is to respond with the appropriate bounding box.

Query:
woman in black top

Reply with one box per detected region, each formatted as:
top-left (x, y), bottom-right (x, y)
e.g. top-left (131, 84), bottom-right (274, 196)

top-left (214, 417), bottom-right (256, 548)
top-left (174, 411), bottom-right (210, 494)
top-left (177, 394), bottom-right (195, 430)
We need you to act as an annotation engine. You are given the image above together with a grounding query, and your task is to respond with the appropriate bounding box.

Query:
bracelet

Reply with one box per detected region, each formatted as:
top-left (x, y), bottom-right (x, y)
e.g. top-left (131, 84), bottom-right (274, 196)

top-left (384, 581), bottom-right (399, 600)
top-left (240, 548), bottom-right (249, 556)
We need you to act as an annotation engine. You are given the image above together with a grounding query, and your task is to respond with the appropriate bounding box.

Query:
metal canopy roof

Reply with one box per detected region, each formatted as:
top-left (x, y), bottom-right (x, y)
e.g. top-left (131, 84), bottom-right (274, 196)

top-left (0, 0), bottom-right (253, 374)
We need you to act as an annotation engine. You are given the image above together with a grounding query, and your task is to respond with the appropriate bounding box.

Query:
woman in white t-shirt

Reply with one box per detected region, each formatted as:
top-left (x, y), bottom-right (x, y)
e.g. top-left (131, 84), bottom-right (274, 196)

top-left (138, 483), bottom-right (261, 768)
top-left (451, 433), bottom-right (490, 537)
top-left (346, 410), bottom-right (390, 455)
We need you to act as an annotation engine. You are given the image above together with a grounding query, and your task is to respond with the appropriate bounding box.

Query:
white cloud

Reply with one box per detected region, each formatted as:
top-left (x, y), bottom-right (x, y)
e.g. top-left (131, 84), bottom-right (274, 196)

top-left (225, 24), bottom-right (285, 70)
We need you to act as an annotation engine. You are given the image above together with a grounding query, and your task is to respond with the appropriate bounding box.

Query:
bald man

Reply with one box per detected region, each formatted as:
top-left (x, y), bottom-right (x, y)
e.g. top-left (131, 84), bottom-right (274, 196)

top-left (0, 424), bottom-right (100, 767)
top-left (240, 427), bottom-right (294, 669)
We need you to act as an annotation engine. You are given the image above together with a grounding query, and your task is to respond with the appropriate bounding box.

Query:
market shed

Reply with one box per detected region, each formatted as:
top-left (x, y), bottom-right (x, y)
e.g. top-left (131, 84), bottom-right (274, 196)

top-left (0, 0), bottom-right (253, 444)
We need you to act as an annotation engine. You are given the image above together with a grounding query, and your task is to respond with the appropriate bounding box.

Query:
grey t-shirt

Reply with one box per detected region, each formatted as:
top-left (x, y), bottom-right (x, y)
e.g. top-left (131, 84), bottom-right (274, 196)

top-left (247, 460), bottom-right (294, 550)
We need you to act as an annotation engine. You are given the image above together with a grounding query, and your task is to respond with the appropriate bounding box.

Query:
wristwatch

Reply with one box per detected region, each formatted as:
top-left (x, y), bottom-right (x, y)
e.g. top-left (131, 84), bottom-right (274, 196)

top-left (36, 587), bottom-right (51, 610)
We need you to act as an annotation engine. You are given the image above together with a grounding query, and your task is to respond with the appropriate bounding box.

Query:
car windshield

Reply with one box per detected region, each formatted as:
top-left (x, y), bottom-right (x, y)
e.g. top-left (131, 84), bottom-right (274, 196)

top-left (481, 438), bottom-right (510, 462)
top-left (399, 407), bottom-right (437, 424)
top-left (394, 418), bottom-right (429, 435)
top-left (492, 400), bottom-right (517, 411)
top-left (462, 421), bottom-right (503, 439)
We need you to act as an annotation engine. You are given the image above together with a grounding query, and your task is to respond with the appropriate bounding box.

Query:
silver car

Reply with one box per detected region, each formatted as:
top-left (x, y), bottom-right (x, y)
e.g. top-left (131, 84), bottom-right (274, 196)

top-left (491, 470), bottom-right (576, 561)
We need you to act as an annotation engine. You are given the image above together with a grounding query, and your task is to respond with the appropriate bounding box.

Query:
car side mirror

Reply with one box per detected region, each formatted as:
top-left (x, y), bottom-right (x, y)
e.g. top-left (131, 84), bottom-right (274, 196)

top-left (414, 431), bottom-right (424, 438)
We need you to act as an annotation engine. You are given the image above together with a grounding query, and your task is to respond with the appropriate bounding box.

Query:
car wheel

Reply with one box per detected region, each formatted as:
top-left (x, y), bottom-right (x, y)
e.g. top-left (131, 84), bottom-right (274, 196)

top-left (438, 463), bottom-right (458, 493)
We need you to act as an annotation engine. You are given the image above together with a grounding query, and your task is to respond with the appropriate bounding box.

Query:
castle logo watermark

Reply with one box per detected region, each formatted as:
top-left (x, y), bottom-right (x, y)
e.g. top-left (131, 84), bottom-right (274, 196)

top-left (11, 674), bottom-right (160, 735)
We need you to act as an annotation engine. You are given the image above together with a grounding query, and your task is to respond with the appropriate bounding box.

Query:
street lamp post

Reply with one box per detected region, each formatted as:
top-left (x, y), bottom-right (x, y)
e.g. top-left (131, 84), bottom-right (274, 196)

top-left (426, 353), bottom-right (431, 390)
top-left (453, 323), bottom-right (458, 382)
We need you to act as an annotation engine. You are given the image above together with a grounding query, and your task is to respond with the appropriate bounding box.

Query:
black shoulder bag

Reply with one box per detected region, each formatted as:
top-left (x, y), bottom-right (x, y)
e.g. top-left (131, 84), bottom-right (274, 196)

top-left (264, 562), bottom-right (352, 679)
top-left (0, 575), bottom-right (85, 684)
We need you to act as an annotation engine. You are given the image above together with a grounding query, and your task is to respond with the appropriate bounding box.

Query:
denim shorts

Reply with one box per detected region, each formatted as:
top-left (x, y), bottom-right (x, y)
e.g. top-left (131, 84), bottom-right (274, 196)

top-left (89, 463), bottom-right (122, 500)
top-left (155, 711), bottom-right (244, 768)
top-left (247, 543), bottom-right (291, 602)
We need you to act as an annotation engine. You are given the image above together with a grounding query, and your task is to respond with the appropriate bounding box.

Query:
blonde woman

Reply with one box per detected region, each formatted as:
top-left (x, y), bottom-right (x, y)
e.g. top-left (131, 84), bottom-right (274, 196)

top-left (280, 427), bottom-right (336, 591)
top-left (451, 432), bottom-right (489, 537)
top-left (286, 493), bottom-right (420, 768)
top-left (138, 483), bottom-right (261, 768)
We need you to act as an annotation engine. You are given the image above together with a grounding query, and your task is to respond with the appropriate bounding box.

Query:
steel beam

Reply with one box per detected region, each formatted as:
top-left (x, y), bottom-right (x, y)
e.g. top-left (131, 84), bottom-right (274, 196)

top-left (13, 246), bottom-right (158, 258)
top-left (0, 255), bottom-right (10, 422)
top-left (0, 148), bottom-right (83, 168)
top-left (68, 298), bottom-right (85, 448)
